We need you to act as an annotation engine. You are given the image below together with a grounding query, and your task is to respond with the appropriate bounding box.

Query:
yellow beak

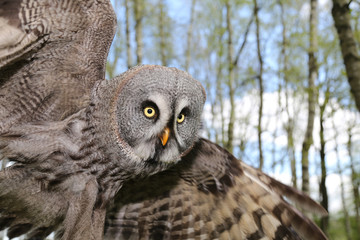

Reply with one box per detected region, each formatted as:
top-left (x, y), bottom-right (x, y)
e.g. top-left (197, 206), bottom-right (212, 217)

top-left (159, 127), bottom-right (170, 146)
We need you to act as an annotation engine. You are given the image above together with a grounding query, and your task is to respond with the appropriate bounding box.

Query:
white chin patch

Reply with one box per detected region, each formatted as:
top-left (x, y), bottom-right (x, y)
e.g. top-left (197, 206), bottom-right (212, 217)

top-left (133, 141), bottom-right (156, 160)
top-left (133, 141), bottom-right (181, 164)
top-left (158, 146), bottom-right (181, 164)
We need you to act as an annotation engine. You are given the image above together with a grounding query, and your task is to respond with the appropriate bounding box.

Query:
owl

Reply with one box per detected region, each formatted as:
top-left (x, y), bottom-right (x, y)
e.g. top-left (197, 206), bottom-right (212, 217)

top-left (0, 0), bottom-right (328, 240)
top-left (0, 64), bottom-right (206, 239)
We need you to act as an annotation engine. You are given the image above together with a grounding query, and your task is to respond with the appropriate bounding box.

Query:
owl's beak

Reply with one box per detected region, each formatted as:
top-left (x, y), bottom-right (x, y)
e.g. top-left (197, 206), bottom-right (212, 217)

top-left (159, 127), bottom-right (170, 146)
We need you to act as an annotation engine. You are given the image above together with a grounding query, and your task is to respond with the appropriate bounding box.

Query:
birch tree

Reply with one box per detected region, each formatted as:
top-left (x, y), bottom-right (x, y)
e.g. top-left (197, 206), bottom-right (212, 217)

top-left (301, 0), bottom-right (318, 194)
top-left (332, 0), bottom-right (360, 112)
top-left (134, 0), bottom-right (144, 64)
top-left (254, 0), bottom-right (264, 169)
top-left (225, 0), bottom-right (235, 154)
top-left (125, 0), bottom-right (133, 69)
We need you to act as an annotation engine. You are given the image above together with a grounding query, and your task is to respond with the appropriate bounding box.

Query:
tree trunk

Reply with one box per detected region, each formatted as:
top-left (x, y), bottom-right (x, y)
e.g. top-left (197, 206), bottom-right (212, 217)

top-left (225, 0), bottom-right (235, 154)
top-left (319, 89), bottom-right (329, 235)
top-left (158, 0), bottom-right (167, 66)
top-left (254, 0), bottom-right (264, 169)
top-left (301, 0), bottom-right (318, 194)
top-left (347, 126), bottom-right (360, 235)
top-left (185, 0), bottom-right (196, 71)
top-left (215, 60), bottom-right (224, 146)
top-left (134, 0), bottom-right (144, 65)
top-left (332, 0), bottom-right (360, 112)
top-left (332, 118), bottom-right (352, 240)
top-left (125, 0), bottom-right (132, 69)
top-left (218, 66), bottom-right (226, 147)
top-left (278, 0), bottom-right (297, 188)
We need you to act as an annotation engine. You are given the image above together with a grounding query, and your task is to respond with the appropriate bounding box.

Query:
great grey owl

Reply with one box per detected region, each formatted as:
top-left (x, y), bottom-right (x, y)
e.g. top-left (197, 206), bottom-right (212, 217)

top-left (0, 0), bottom-right (328, 240)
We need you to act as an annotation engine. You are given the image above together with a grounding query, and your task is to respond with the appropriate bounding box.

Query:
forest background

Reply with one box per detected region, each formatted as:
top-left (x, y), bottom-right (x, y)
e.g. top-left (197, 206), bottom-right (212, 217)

top-left (0, 0), bottom-right (359, 239)
top-left (104, 0), bottom-right (360, 239)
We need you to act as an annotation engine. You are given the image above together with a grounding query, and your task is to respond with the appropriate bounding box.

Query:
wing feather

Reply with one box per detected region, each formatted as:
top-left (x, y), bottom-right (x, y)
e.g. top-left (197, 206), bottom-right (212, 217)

top-left (105, 138), bottom-right (328, 240)
top-left (0, 2), bottom-right (116, 235)
top-left (0, 0), bottom-right (46, 68)
top-left (240, 163), bottom-right (327, 216)
top-left (0, 0), bottom-right (116, 132)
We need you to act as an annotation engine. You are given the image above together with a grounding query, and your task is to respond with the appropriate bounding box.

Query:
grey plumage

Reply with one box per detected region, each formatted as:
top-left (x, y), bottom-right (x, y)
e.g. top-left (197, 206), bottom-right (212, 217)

top-left (0, 1), bottom-right (117, 238)
top-left (0, 65), bottom-right (206, 239)
top-left (0, 1), bottom-right (328, 240)
top-left (0, 0), bottom-right (116, 130)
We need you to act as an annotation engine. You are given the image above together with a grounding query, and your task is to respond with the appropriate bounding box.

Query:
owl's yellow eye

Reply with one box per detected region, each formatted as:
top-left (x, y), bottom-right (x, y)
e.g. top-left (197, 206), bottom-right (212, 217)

top-left (144, 107), bottom-right (156, 118)
top-left (177, 113), bottom-right (185, 123)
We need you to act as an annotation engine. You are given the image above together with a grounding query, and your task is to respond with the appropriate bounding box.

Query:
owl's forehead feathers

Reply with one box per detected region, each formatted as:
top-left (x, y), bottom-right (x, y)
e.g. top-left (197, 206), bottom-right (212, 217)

top-left (117, 65), bottom-right (206, 103)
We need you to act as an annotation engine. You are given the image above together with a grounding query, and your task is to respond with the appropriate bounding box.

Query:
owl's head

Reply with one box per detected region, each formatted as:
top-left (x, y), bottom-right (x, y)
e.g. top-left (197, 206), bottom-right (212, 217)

top-left (92, 65), bottom-right (206, 174)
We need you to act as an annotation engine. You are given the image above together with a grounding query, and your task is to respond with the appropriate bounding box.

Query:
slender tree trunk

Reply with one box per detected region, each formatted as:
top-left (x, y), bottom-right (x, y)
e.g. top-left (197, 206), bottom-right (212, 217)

top-left (332, 118), bottom-right (352, 240)
top-left (158, 0), bottom-right (167, 66)
top-left (225, 0), bottom-right (235, 154)
top-left (288, 122), bottom-right (297, 188)
top-left (218, 70), bottom-right (226, 147)
top-left (332, 0), bottom-right (360, 112)
top-left (134, 0), bottom-right (144, 65)
top-left (301, 0), bottom-right (318, 194)
top-left (319, 89), bottom-right (329, 235)
top-left (347, 126), bottom-right (360, 235)
top-left (125, 0), bottom-right (132, 69)
top-left (278, 0), bottom-right (297, 188)
top-left (215, 61), bottom-right (224, 146)
top-left (254, 0), bottom-right (264, 169)
top-left (204, 72), bottom-right (212, 140)
top-left (185, 0), bottom-right (196, 71)
top-left (233, 13), bottom-right (254, 67)
top-left (209, 85), bottom-right (218, 143)
top-left (212, 8), bottom-right (226, 148)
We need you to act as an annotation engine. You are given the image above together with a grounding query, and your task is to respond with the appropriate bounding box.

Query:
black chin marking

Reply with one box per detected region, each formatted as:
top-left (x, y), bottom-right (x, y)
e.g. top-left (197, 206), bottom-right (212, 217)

top-left (145, 158), bottom-right (158, 165)
top-left (144, 141), bottom-right (163, 164)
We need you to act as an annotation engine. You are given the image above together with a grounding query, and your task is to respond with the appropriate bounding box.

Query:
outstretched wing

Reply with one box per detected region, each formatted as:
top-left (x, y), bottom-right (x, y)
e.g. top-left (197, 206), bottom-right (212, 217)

top-left (0, 0), bottom-right (116, 238)
top-left (0, 109), bottom-right (105, 240)
top-left (0, 0), bottom-right (116, 132)
top-left (105, 138), bottom-right (327, 240)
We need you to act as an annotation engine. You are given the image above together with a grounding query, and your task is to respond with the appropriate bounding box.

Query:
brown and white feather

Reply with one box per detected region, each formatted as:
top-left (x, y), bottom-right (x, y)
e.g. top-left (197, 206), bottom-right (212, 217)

top-left (105, 139), bottom-right (327, 240)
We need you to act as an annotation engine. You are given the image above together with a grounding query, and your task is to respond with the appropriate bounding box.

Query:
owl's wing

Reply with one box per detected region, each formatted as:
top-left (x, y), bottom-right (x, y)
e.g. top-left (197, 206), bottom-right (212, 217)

top-left (0, 166), bottom-right (68, 239)
top-left (105, 138), bottom-right (327, 240)
top-left (0, 0), bottom-right (116, 131)
top-left (0, 1), bottom-right (116, 237)
top-left (0, 110), bottom-right (107, 240)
